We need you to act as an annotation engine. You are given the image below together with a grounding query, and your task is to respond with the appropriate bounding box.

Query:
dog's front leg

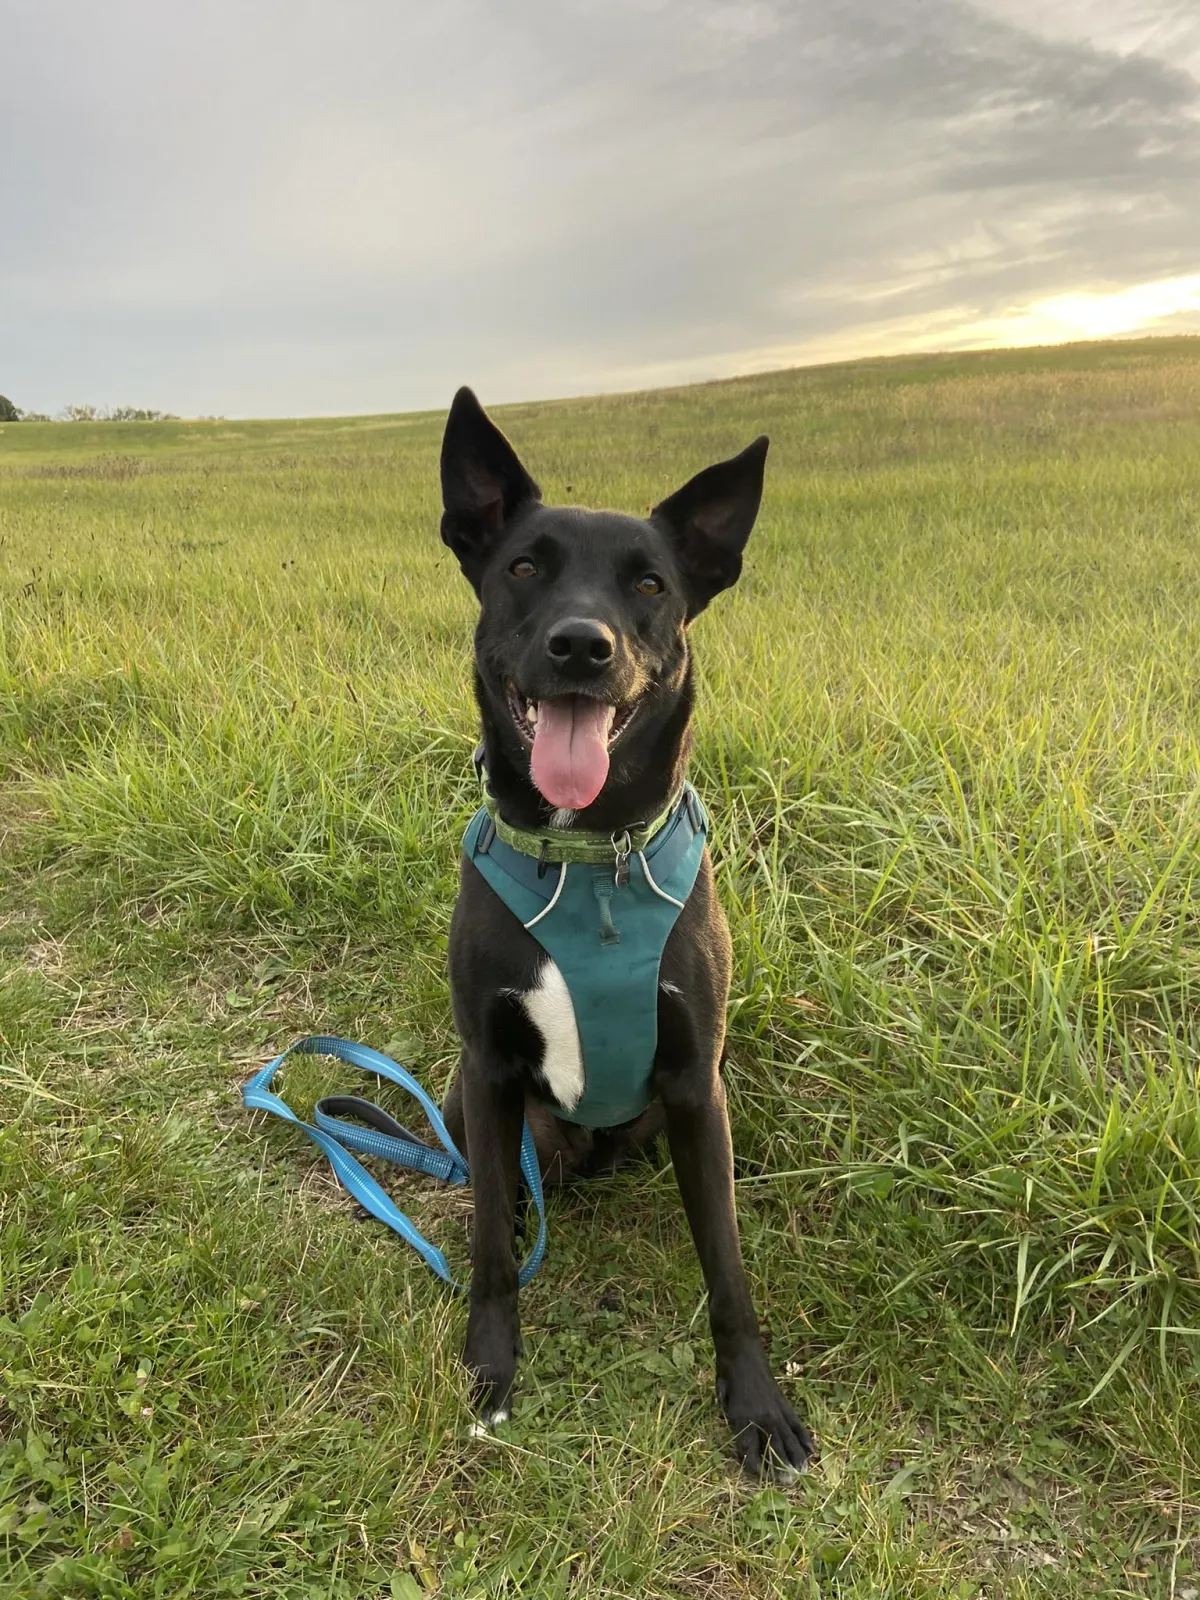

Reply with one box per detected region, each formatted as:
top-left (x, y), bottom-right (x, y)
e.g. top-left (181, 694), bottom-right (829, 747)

top-left (659, 1061), bottom-right (814, 1477)
top-left (461, 1055), bottom-right (525, 1425)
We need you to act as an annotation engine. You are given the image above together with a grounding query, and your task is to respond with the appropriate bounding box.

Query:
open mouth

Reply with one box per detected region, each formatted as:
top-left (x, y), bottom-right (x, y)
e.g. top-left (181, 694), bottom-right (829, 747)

top-left (505, 682), bottom-right (642, 810)
top-left (505, 683), bottom-right (640, 749)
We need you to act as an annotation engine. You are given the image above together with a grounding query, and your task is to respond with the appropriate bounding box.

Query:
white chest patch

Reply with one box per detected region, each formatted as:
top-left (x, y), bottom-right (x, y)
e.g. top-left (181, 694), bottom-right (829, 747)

top-left (520, 958), bottom-right (585, 1112)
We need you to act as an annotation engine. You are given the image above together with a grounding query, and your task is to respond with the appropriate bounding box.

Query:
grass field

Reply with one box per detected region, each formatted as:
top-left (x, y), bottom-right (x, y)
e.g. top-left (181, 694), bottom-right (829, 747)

top-left (2, 336), bottom-right (1200, 1599)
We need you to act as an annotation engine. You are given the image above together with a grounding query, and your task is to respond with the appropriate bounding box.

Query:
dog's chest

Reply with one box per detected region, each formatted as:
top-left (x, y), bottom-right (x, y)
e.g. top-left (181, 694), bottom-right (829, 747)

top-left (518, 959), bottom-right (586, 1112)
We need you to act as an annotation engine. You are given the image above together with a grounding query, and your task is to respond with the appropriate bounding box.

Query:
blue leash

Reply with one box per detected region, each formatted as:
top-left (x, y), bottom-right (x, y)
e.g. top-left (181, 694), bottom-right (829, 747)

top-left (242, 1035), bottom-right (547, 1288)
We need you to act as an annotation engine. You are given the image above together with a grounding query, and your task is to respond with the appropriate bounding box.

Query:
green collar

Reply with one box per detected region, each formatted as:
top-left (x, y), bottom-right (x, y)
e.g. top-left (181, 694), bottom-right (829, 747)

top-left (481, 786), bottom-right (682, 866)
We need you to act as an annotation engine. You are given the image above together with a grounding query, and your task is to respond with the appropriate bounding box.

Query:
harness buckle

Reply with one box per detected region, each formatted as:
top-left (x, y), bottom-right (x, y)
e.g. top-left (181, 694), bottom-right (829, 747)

top-left (685, 786), bottom-right (704, 834)
top-left (611, 828), bottom-right (632, 888)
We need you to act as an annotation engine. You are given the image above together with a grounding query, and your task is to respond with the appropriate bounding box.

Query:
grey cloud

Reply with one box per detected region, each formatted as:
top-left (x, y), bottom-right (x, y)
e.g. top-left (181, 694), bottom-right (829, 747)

top-left (1, 0), bottom-right (1198, 416)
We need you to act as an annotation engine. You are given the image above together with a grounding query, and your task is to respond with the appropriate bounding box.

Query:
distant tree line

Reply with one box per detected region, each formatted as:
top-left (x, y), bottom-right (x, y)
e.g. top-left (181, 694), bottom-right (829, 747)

top-left (0, 396), bottom-right (176, 422)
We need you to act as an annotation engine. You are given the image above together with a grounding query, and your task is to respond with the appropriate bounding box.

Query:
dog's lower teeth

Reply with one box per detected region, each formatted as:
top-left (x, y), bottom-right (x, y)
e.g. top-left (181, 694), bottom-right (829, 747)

top-left (527, 704), bottom-right (538, 726)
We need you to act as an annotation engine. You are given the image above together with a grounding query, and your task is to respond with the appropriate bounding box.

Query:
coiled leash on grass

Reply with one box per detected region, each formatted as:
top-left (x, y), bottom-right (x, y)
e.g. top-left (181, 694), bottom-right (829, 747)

top-left (241, 1035), bottom-right (547, 1287)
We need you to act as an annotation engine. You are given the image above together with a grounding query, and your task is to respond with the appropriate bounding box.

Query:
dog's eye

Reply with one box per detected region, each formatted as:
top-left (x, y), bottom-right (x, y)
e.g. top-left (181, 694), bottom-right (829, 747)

top-left (509, 557), bottom-right (538, 579)
top-left (635, 573), bottom-right (664, 596)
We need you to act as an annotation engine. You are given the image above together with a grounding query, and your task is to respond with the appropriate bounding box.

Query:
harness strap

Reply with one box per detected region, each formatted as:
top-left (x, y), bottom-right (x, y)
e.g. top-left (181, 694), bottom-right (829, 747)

top-left (242, 1035), bottom-right (547, 1288)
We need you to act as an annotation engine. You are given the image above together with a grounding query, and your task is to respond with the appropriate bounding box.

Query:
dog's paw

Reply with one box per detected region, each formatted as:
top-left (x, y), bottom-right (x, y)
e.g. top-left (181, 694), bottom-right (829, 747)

top-left (717, 1364), bottom-right (815, 1481)
top-left (463, 1299), bottom-right (521, 1424)
top-left (467, 1406), bottom-right (509, 1438)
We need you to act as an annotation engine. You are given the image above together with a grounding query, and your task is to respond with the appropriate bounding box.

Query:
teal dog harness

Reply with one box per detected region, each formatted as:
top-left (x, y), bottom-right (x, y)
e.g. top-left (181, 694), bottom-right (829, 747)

top-left (462, 783), bottom-right (709, 1128)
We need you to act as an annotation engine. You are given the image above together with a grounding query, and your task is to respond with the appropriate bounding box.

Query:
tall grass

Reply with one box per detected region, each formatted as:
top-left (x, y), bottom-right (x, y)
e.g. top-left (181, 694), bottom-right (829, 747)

top-left (3, 338), bottom-right (1199, 1597)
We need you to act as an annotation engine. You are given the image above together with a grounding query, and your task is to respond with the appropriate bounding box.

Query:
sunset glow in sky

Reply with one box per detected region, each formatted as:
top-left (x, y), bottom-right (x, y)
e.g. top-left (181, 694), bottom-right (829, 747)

top-left (2, 1), bottom-right (1199, 417)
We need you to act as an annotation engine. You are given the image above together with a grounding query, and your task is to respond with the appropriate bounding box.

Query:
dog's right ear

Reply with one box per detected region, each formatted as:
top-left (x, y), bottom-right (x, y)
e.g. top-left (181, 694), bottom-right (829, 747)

top-left (440, 388), bottom-right (541, 591)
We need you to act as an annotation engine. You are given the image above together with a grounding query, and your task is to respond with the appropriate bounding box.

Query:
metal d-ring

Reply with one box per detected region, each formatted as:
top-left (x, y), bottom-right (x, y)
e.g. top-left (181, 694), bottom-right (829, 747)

top-left (611, 828), bottom-right (632, 887)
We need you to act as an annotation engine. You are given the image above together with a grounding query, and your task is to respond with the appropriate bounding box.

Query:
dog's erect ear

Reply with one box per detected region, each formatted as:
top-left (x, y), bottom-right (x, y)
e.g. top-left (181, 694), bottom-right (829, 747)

top-left (650, 436), bottom-right (769, 617)
top-left (440, 387), bottom-right (541, 590)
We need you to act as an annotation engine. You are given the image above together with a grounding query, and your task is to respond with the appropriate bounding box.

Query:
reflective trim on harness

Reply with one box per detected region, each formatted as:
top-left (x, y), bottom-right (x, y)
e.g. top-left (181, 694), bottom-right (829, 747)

top-left (524, 862), bottom-right (567, 929)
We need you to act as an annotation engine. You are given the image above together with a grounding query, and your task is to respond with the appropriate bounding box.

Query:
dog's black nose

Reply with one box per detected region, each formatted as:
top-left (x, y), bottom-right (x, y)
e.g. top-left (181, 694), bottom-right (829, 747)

top-left (545, 617), bottom-right (615, 677)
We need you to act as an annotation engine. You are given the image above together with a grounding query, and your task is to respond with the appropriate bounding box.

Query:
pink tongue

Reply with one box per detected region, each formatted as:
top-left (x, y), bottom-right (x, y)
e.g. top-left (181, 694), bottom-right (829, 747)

top-left (530, 697), bottom-right (612, 810)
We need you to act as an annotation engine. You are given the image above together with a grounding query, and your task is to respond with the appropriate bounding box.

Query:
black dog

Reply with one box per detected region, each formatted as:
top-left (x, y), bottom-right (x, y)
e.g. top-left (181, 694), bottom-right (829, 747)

top-left (439, 388), bottom-right (812, 1477)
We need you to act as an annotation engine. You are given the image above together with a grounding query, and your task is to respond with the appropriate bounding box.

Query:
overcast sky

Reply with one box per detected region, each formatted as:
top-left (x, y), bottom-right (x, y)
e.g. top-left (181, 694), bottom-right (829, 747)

top-left (3, 0), bottom-right (1199, 418)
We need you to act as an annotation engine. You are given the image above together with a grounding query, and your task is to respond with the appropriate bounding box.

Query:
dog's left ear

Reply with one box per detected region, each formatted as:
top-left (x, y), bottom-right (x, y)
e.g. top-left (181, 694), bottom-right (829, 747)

top-left (651, 436), bottom-right (768, 618)
top-left (440, 387), bottom-right (541, 592)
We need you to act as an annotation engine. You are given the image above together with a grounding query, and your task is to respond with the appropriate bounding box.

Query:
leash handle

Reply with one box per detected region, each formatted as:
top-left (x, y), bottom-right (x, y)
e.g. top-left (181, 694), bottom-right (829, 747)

top-left (242, 1035), bottom-right (546, 1289)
